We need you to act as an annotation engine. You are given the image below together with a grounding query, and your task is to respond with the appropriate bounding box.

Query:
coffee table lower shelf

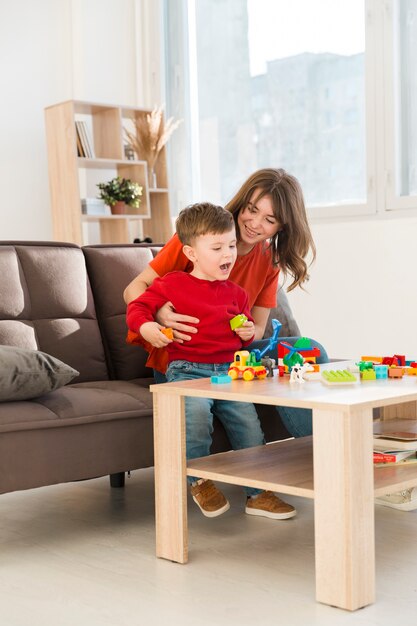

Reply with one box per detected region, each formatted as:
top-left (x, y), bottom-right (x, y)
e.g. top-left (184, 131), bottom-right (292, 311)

top-left (187, 436), bottom-right (417, 498)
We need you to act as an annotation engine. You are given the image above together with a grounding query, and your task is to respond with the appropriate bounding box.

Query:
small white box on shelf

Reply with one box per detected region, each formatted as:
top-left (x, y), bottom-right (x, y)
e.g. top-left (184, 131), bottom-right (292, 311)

top-left (81, 198), bottom-right (110, 216)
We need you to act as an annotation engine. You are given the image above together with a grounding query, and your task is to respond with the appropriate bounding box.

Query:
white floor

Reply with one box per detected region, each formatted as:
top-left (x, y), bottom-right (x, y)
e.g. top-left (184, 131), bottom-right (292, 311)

top-left (1, 469), bottom-right (416, 626)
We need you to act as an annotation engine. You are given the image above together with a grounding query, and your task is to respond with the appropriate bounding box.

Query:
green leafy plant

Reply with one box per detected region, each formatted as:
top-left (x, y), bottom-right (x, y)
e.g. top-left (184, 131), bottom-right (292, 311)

top-left (97, 176), bottom-right (142, 208)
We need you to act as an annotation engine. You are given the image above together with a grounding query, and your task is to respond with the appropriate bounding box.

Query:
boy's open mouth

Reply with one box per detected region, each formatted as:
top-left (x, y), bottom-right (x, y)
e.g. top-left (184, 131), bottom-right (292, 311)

top-left (220, 263), bottom-right (231, 271)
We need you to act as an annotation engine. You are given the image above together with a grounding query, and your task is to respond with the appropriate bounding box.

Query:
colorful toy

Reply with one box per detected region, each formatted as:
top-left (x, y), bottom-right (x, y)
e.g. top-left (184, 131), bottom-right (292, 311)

top-left (161, 327), bottom-right (174, 340)
top-left (278, 338), bottom-right (321, 376)
top-left (211, 374), bottom-right (232, 384)
top-left (322, 370), bottom-right (358, 385)
top-left (361, 356), bottom-right (383, 363)
top-left (388, 366), bottom-right (404, 378)
top-left (289, 362), bottom-right (314, 384)
top-left (356, 361), bottom-right (374, 372)
top-left (229, 314), bottom-right (248, 331)
top-left (228, 318), bottom-right (282, 381)
top-left (374, 364), bottom-right (388, 379)
top-left (228, 351), bottom-right (267, 381)
top-left (361, 368), bottom-right (376, 381)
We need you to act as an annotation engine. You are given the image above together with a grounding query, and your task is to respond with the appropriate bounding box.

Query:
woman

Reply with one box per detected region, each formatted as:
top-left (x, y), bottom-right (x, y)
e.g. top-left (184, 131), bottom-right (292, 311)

top-left (124, 168), bottom-right (328, 437)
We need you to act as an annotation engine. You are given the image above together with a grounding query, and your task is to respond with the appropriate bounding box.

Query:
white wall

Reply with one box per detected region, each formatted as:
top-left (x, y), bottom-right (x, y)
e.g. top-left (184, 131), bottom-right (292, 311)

top-left (0, 0), bottom-right (73, 239)
top-left (0, 0), bottom-right (160, 241)
top-left (287, 215), bottom-right (417, 360)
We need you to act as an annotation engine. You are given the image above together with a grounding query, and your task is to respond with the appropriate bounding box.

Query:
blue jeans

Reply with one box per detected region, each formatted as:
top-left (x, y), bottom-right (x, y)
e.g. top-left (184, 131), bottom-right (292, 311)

top-left (248, 336), bottom-right (329, 438)
top-left (166, 360), bottom-right (264, 497)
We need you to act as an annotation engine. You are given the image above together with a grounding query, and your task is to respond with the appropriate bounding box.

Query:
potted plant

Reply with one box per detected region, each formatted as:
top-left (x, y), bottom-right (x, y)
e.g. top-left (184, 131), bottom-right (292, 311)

top-left (97, 176), bottom-right (142, 214)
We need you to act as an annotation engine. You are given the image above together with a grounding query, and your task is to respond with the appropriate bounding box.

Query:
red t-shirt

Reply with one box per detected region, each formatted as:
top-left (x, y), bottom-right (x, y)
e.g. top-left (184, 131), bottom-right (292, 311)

top-left (127, 272), bottom-right (254, 365)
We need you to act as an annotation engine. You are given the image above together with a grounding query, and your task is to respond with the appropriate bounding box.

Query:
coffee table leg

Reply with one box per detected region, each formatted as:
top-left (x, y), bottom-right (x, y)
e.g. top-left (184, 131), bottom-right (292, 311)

top-left (153, 392), bottom-right (188, 563)
top-left (312, 407), bottom-right (375, 610)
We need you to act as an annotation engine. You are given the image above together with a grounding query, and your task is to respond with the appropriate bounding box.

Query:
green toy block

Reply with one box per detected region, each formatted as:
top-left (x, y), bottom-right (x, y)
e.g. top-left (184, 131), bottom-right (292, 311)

top-left (230, 314), bottom-right (248, 331)
top-left (294, 337), bottom-right (312, 350)
top-left (361, 369), bottom-right (376, 381)
top-left (322, 369), bottom-right (357, 385)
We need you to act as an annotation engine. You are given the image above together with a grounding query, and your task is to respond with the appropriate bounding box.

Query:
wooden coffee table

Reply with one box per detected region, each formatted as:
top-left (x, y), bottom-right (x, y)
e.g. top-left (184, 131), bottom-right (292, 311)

top-left (150, 362), bottom-right (417, 611)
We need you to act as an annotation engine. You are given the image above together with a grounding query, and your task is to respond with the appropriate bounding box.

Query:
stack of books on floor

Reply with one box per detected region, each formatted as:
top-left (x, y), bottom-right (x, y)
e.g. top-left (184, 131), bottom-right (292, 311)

top-left (373, 431), bottom-right (417, 467)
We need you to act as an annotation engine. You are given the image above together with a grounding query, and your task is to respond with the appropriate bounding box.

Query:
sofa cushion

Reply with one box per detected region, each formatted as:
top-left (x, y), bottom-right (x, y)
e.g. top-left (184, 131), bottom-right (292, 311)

top-left (0, 345), bottom-right (79, 402)
top-left (0, 243), bottom-right (109, 382)
top-left (0, 378), bottom-right (153, 432)
top-left (0, 378), bottom-right (155, 495)
top-left (83, 245), bottom-right (155, 380)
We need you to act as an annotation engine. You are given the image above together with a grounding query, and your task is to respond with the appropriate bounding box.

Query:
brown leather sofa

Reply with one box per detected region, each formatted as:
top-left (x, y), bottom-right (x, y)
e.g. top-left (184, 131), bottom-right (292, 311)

top-left (0, 241), bottom-right (299, 497)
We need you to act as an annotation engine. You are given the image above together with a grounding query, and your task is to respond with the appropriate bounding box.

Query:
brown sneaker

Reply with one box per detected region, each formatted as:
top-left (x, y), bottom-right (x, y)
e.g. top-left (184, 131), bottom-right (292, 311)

top-left (245, 491), bottom-right (296, 519)
top-left (190, 479), bottom-right (230, 517)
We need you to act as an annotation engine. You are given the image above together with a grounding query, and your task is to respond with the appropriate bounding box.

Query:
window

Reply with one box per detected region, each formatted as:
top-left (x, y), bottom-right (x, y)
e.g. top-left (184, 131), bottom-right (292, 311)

top-left (396, 0), bottom-right (417, 196)
top-left (162, 0), bottom-right (417, 218)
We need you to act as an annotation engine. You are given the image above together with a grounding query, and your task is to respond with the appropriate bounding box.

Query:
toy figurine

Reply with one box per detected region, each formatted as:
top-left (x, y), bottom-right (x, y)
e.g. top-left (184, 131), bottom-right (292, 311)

top-left (289, 362), bottom-right (314, 384)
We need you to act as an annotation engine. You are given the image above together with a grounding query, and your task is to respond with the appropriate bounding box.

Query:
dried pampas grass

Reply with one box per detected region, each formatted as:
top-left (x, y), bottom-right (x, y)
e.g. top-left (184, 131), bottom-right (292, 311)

top-left (125, 105), bottom-right (182, 171)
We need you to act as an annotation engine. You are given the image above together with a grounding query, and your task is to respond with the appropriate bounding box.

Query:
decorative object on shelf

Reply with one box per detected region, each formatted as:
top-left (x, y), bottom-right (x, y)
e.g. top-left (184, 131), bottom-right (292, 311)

top-left (124, 105), bottom-right (182, 187)
top-left (97, 176), bottom-right (142, 215)
top-left (81, 198), bottom-right (110, 216)
top-left (124, 143), bottom-right (135, 160)
top-left (133, 237), bottom-right (153, 244)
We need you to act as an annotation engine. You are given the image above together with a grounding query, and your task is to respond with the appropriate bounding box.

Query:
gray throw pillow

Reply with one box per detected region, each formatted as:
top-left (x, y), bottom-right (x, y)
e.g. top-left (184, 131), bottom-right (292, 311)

top-left (0, 345), bottom-right (79, 402)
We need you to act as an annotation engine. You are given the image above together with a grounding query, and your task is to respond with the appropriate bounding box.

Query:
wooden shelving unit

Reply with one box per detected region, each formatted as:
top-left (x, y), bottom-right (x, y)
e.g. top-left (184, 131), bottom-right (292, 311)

top-left (44, 100), bottom-right (173, 245)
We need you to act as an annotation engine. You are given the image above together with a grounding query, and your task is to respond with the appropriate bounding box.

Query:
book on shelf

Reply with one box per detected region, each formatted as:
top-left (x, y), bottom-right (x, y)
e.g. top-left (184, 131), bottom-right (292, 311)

top-left (373, 449), bottom-right (416, 464)
top-left (75, 123), bottom-right (85, 157)
top-left (374, 431), bottom-right (417, 451)
top-left (75, 121), bottom-right (95, 158)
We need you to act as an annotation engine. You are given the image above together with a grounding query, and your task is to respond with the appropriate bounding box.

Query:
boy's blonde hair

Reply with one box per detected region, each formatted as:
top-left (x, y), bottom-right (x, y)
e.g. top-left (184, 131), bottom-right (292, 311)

top-left (176, 202), bottom-right (235, 246)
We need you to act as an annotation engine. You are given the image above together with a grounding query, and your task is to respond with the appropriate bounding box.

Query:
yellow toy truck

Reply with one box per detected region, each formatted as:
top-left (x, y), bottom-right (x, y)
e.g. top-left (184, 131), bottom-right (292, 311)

top-left (228, 350), bottom-right (268, 381)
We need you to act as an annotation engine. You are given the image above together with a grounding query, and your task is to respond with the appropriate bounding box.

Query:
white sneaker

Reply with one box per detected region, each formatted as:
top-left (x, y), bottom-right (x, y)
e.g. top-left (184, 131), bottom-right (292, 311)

top-left (375, 488), bottom-right (417, 511)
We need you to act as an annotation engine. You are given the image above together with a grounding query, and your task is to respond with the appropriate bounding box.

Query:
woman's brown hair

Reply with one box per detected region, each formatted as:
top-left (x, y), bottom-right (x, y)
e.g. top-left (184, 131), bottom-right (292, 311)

top-left (225, 168), bottom-right (316, 291)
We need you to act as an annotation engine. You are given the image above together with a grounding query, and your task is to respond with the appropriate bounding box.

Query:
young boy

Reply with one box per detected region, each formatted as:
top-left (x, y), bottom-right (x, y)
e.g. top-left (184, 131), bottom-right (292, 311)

top-left (126, 202), bottom-right (295, 520)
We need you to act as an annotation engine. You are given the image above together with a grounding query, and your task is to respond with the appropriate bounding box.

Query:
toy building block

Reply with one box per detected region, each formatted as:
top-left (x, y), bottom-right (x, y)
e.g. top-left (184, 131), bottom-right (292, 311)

top-left (321, 369), bottom-right (358, 385)
top-left (211, 374), bottom-right (232, 384)
top-left (382, 356), bottom-right (399, 366)
top-left (361, 356), bottom-right (383, 363)
top-left (394, 354), bottom-right (406, 366)
top-left (293, 337), bottom-right (321, 359)
top-left (357, 361), bottom-right (374, 372)
top-left (388, 366), bottom-right (404, 378)
top-left (407, 367), bottom-right (417, 376)
top-left (229, 314), bottom-right (248, 331)
top-left (277, 365), bottom-right (286, 377)
top-left (374, 364), bottom-right (388, 379)
top-left (361, 368), bottom-right (376, 381)
top-left (161, 327), bottom-right (174, 340)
